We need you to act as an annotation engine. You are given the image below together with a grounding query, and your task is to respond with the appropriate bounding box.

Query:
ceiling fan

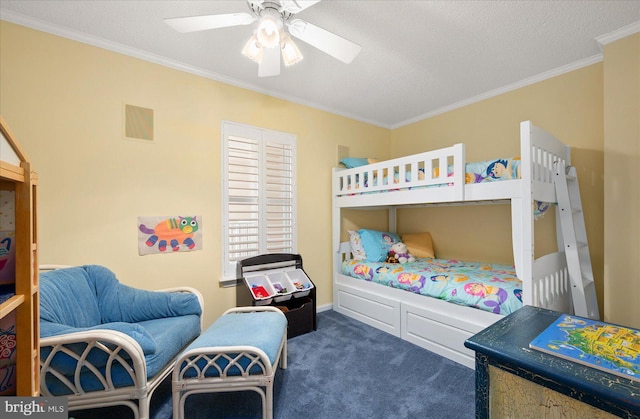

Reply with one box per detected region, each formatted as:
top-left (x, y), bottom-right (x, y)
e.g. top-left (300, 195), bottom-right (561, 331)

top-left (164, 0), bottom-right (361, 77)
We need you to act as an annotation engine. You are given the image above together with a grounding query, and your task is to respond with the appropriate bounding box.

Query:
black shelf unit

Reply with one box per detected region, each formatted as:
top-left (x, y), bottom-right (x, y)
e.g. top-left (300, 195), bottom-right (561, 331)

top-left (236, 253), bottom-right (317, 338)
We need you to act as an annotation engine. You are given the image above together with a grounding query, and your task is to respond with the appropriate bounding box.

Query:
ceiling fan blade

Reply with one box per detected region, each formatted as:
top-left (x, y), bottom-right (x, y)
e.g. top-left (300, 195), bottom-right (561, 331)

top-left (164, 13), bottom-right (255, 33)
top-left (259, 46), bottom-right (281, 77)
top-left (287, 19), bottom-right (361, 64)
top-left (280, 0), bottom-right (322, 14)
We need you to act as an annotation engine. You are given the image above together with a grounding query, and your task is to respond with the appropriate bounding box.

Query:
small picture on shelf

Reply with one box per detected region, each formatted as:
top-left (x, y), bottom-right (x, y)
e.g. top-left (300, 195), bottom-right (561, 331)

top-left (529, 314), bottom-right (640, 382)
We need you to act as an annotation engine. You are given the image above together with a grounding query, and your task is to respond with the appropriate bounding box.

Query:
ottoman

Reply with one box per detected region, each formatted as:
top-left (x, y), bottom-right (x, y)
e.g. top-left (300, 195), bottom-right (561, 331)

top-left (172, 306), bottom-right (288, 419)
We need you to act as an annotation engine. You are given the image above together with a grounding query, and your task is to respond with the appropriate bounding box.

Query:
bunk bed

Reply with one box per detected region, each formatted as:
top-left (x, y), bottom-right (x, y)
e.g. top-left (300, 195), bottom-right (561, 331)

top-left (332, 121), bottom-right (574, 369)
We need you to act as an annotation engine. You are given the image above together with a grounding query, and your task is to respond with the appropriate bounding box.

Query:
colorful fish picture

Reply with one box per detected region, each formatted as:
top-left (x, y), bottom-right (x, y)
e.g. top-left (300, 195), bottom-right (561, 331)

top-left (137, 215), bottom-right (202, 255)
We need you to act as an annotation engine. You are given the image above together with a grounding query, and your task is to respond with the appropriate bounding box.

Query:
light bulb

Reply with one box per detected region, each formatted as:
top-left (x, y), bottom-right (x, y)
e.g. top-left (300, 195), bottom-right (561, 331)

top-left (257, 15), bottom-right (280, 48)
top-left (242, 35), bottom-right (263, 64)
top-left (281, 36), bottom-right (303, 66)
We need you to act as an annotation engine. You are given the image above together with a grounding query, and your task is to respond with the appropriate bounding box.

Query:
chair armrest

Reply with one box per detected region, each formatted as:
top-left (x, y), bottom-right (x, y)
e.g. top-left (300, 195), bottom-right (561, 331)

top-left (223, 306), bottom-right (284, 317)
top-left (39, 264), bottom-right (72, 271)
top-left (40, 329), bottom-right (147, 397)
top-left (158, 286), bottom-right (204, 329)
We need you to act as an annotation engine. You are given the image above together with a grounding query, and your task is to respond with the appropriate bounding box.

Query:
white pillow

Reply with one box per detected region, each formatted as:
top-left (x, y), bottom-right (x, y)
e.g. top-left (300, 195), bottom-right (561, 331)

top-left (348, 230), bottom-right (367, 260)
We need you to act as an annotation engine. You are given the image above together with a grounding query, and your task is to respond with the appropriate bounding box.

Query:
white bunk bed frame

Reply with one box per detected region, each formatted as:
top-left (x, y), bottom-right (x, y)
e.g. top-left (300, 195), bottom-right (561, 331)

top-left (332, 121), bottom-right (573, 369)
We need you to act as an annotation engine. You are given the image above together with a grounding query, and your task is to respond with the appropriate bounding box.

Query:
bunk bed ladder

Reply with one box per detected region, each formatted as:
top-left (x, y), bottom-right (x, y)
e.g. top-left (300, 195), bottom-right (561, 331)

top-left (554, 160), bottom-right (600, 320)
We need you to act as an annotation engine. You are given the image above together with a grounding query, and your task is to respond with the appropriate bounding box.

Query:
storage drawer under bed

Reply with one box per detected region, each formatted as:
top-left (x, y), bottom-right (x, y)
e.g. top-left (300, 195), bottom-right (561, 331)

top-left (400, 303), bottom-right (478, 368)
top-left (334, 281), bottom-right (401, 337)
top-left (334, 272), bottom-right (500, 369)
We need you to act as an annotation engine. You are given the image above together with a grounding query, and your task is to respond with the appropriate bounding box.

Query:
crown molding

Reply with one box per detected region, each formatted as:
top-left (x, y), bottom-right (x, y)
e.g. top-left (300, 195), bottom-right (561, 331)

top-left (391, 54), bottom-right (603, 129)
top-left (0, 10), bottom-right (245, 88)
top-left (596, 20), bottom-right (640, 50)
top-left (1, 9), bottom-right (630, 131)
top-left (0, 9), bottom-right (385, 128)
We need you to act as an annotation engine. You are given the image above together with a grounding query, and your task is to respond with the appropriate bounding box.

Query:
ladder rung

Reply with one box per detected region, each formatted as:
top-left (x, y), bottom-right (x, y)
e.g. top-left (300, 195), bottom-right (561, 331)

top-left (555, 161), bottom-right (599, 320)
top-left (582, 277), bottom-right (594, 287)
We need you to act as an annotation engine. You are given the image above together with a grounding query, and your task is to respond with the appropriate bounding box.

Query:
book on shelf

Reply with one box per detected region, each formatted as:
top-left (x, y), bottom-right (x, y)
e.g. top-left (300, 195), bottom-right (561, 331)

top-left (529, 314), bottom-right (640, 383)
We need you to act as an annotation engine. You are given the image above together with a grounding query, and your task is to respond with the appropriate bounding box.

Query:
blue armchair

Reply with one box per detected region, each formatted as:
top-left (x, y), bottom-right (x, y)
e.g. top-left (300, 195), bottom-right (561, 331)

top-left (38, 265), bottom-right (203, 419)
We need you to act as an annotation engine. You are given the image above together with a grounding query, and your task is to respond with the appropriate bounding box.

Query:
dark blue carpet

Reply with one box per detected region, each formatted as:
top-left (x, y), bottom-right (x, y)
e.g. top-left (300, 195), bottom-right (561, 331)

top-left (71, 310), bottom-right (475, 419)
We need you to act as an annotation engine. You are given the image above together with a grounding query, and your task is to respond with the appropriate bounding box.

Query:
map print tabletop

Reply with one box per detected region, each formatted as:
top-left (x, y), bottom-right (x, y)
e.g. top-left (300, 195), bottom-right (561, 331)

top-left (530, 314), bottom-right (640, 383)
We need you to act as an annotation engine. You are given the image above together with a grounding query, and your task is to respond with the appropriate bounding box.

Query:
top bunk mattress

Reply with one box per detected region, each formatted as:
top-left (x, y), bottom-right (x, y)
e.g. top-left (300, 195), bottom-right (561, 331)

top-left (341, 257), bottom-right (523, 316)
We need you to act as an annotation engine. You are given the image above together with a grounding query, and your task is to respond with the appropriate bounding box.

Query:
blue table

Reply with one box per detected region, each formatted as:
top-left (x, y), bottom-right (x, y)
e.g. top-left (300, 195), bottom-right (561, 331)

top-left (464, 305), bottom-right (640, 418)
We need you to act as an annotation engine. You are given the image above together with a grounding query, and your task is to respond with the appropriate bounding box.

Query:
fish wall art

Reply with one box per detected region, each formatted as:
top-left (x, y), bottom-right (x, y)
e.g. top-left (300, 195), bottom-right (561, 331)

top-left (137, 215), bottom-right (202, 255)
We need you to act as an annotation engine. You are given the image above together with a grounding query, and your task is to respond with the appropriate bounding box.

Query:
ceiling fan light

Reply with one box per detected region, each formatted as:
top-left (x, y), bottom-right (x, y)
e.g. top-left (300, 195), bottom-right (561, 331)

top-left (242, 35), bottom-right (264, 63)
top-left (256, 14), bottom-right (281, 48)
top-left (281, 36), bottom-right (303, 66)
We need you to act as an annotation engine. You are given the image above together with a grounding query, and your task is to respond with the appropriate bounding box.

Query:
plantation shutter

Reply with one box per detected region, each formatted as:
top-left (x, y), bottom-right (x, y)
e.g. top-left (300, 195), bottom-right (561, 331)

top-left (222, 122), bottom-right (296, 280)
top-left (264, 138), bottom-right (295, 253)
top-left (226, 135), bottom-right (260, 262)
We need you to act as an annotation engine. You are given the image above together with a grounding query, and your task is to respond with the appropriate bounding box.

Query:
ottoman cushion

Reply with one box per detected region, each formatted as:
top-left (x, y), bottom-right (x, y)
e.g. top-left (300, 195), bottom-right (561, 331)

top-left (180, 311), bottom-right (286, 378)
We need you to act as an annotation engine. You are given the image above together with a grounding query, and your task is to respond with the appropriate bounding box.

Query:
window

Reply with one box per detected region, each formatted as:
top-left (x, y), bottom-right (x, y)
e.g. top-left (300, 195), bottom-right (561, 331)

top-left (221, 121), bottom-right (297, 281)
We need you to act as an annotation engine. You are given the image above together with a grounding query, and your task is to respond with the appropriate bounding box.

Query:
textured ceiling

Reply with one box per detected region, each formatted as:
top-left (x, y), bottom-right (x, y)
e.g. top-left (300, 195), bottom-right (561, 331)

top-left (1, 1), bottom-right (639, 128)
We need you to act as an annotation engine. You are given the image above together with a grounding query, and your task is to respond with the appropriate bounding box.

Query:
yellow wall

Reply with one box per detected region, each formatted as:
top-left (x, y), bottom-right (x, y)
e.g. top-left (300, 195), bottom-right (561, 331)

top-left (603, 33), bottom-right (640, 329)
top-left (0, 22), bottom-right (390, 327)
top-left (1, 20), bottom-right (636, 328)
top-left (390, 65), bottom-right (605, 315)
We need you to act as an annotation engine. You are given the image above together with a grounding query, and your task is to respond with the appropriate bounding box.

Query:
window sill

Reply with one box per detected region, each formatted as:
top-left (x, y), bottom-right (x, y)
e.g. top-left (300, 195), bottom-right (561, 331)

top-left (219, 277), bottom-right (241, 288)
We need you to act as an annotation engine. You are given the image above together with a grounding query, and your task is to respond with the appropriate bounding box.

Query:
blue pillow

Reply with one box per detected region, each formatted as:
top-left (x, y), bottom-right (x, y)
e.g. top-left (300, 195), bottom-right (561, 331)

top-left (340, 157), bottom-right (370, 169)
top-left (358, 229), bottom-right (401, 262)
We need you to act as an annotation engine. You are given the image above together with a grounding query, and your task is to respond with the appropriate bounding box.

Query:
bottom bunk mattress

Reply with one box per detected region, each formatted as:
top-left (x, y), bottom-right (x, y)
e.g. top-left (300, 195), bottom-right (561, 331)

top-left (341, 258), bottom-right (523, 315)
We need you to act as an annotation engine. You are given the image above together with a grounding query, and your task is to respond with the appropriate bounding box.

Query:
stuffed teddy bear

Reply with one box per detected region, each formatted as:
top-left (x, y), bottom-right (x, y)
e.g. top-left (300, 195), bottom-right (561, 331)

top-left (389, 242), bottom-right (415, 264)
top-left (386, 252), bottom-right (399, 264)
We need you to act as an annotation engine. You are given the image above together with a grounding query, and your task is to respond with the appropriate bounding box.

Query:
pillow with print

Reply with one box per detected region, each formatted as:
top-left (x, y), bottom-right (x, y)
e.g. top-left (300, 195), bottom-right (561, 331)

top-left (348, 230), bottom-right (367, 260)
top-left (358, 229), bottom-right (401, 262)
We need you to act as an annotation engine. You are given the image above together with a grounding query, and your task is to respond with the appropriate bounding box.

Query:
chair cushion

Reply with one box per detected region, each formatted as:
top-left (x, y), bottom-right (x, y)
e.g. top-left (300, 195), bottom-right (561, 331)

top-left (85, 265), bottom-right (202, 323)
top-left (139, 315), bottom-right (201, 378)
top-left (41, 265), bottom-right (202, 329)
top-left (40, 320), bottom-right (157, 354)
top-left (41, 315), bottom-right (201, 396)
top-left (40, 266), bottom-right (101, 327)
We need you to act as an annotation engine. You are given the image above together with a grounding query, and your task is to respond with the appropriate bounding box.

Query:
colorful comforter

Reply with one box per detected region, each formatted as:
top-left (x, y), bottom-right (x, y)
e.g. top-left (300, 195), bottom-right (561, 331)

top-left (464, 158), bottom-right (520, 183)
top-left (341, 258), bottom-right (523, 315)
